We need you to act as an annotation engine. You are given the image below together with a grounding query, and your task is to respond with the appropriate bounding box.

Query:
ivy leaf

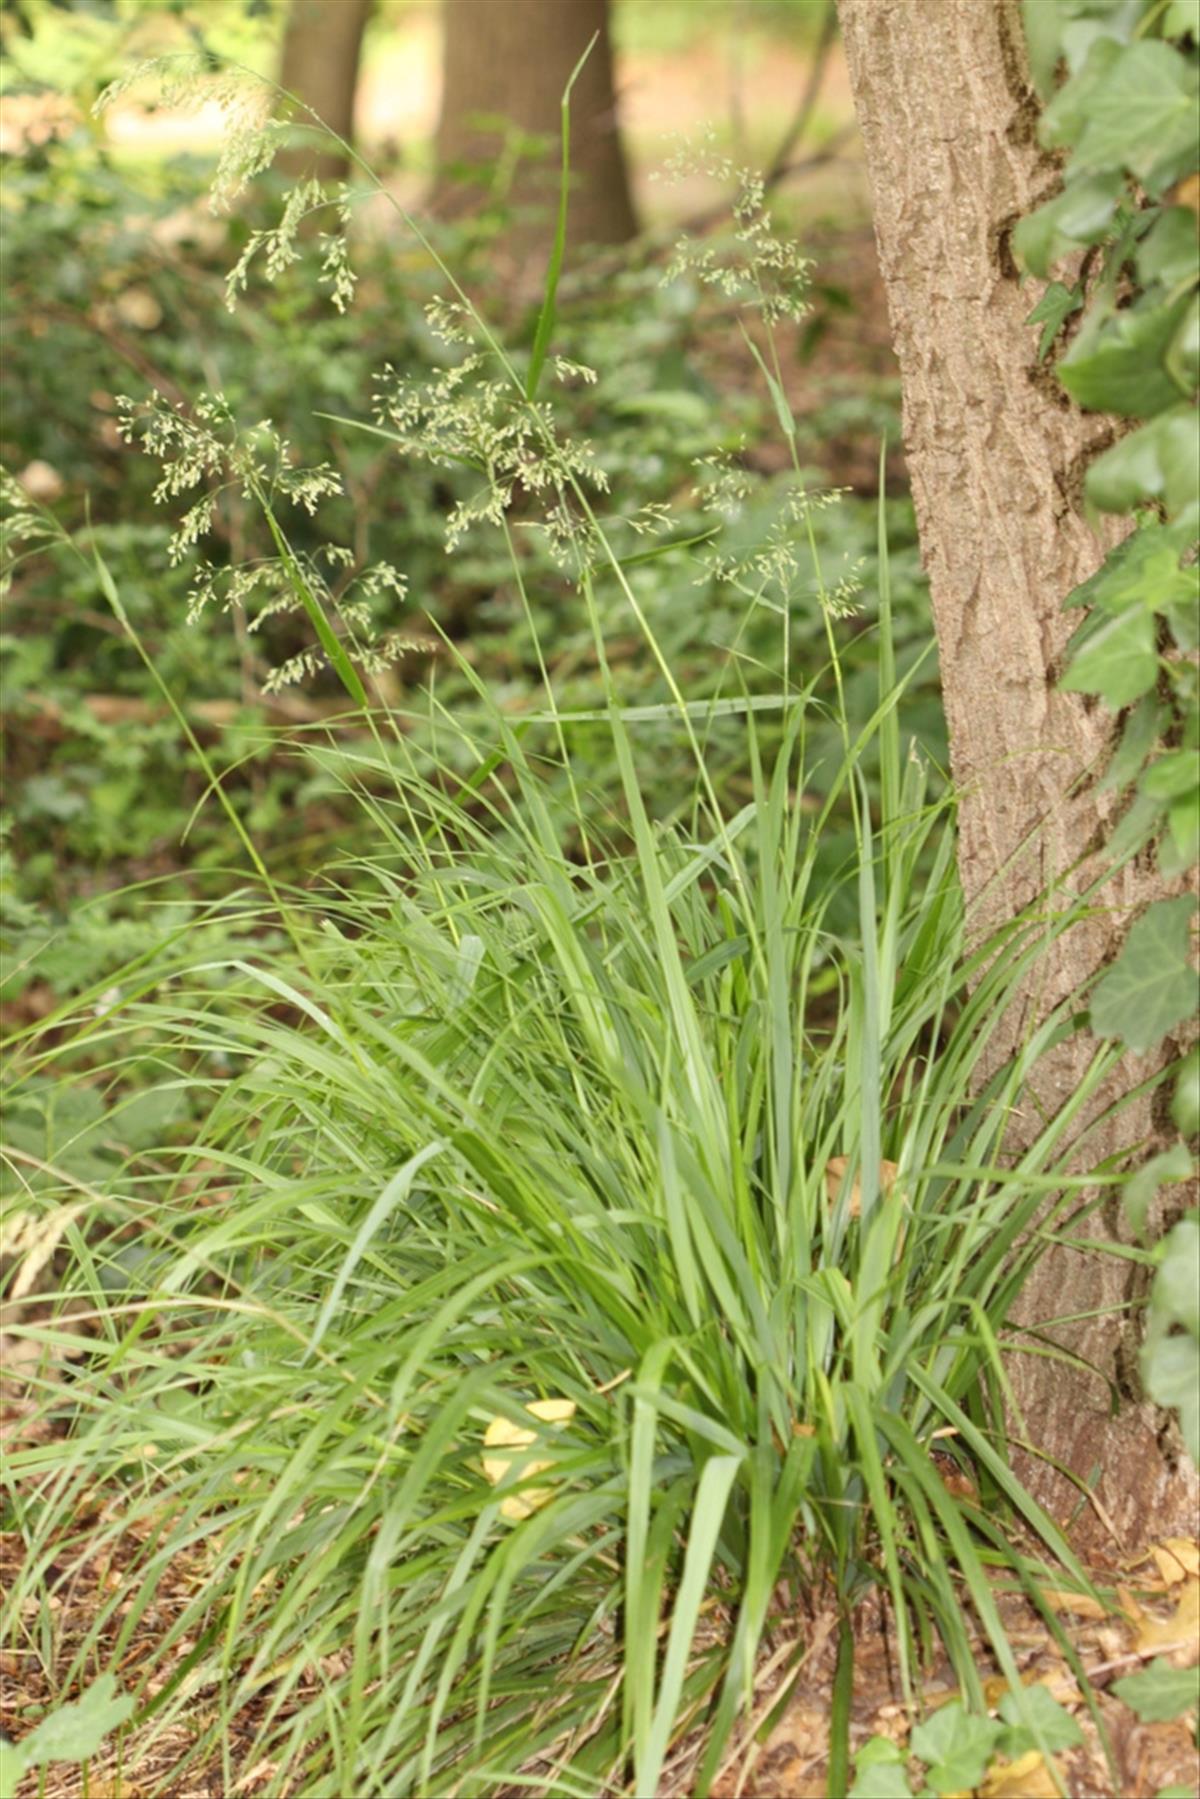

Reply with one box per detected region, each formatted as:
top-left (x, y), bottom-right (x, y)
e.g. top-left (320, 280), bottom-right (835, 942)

top-left (1013, 173), bottom-right (1124, 278)
top-left (910, 1703), bottom-right (1002, 1795)
top-left (1166, 292), bottom-right (1199, 392)
top-left (996, 1683), bottom-right (1084, 1758)
top-left (1113, 1657), bottom-right (1199, 1722)
top-left (1059, 292), bottom-right (1194, 416)
top-left (1138, 207), bottom-right (1200, 290)
top-left (850, 1737), bottom-right (914, 1799)
top-left (1123, 1142), bottom-right (1195, 1238)
top-left (1142, 1211), bottom-right (1200, 1460)
top-left (1144, 1330), bottom-right (1200, 1460)
top-left (1060, 604), bottom-right (1158, 707)
top-left (1090, 896), bottom-right (1200, 1051)
top-left (1164, 0), bottom-right (1200, 35)
top-left (6, 1676), bottom-right (134, 1777)
top-left (1164, 591), bottom-right (1200, 651)
top-left (1062, 518), bottom-right (1198, 615)
top-left (1182, 685), bottom-right (1200, 744)
top-left (1023, 0), bottom-right (1065, 98)
top-left (1142, 1212), bottom-right (1200, 1461)
top-left (1026, 281), bottom-right (1084, 359)
top-left (1072, 42), bottom-right (1200, 194)
top-left (1041, 36), bottom-right (1125, 150)
top-left (1172, 1047), bottom-right (1200, 1137)
top-left (849, 1765), bottom-right (914, 1799)
top-left (1100, 693), bottom-right (1163, 793)
top-left (1061, 14), bottom-right (1141, 74)
top-left (1086, 405), bottom-right (1200, 520)
top-left (1151, 1212), bottom-right (1200, 1338)
top-left (0, 1737), bottom-right (30, 1793)
top-left (1162, 788), bottom-right (1200, 873)
top-left (1143, 750), bottom-right (1200, 801)
top-left (1109, 788), bottom-right (1164, 860)
top-left (857, 1736), bottom-right (908, 1766)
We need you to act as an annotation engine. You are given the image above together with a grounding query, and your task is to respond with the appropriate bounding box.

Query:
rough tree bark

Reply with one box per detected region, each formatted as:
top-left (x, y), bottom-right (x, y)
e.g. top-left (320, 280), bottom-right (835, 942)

top-left (836, 0), bottom-right (1196, 1539)
top-left (278, 0), bottom-right (373, 182)
top-left (434, 0), bottom-right (636, 249)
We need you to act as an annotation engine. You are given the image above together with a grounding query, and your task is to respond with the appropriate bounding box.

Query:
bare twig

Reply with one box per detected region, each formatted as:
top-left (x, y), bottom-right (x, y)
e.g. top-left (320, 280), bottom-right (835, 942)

top-left (764, 0), bottom-right (840, 192)
top-left (1086, 1642), bottom-right (1196, 1684)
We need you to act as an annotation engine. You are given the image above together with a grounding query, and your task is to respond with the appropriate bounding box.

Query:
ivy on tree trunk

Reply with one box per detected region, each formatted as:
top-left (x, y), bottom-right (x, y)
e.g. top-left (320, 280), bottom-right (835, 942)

top-left (836, 0), bottom-right (1198, 1538)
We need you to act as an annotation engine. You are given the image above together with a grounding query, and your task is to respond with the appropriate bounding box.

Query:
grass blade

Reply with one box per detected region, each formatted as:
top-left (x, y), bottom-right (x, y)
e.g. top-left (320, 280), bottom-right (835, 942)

top-left (525, 32), bottom-right (598, 402)
top-left (636, 1453), bottom-right (742, 1797)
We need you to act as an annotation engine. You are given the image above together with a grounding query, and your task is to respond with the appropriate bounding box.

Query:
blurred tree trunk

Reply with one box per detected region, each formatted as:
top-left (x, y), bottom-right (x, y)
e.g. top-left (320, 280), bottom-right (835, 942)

top-left (837, 0), bottom-right (1196, 1539)
top-left (278, 0), bottom-right (373, 182)
top-left (434, 0), bottom-right (636, 248)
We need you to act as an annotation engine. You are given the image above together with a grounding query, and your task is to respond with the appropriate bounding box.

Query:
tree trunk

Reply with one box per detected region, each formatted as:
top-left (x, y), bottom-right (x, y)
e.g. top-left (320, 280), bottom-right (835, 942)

top-left (837, 0), bottom-right (1196, 1540)
top-left (279, 0), bottom-right (373, 183)
top-left (434, 0), bottom-right (636, 250)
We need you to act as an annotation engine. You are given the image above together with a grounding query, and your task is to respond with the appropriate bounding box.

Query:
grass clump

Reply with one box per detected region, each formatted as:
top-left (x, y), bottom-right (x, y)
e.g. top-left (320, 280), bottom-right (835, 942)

top-left (2, 529), bottom-right (1119, 1795)
top-left (1, 62), bottom-right (1125, 1798)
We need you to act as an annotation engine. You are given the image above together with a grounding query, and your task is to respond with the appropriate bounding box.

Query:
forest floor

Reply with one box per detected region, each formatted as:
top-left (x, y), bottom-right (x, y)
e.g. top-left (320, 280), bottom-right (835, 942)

top-left (2, 1417), bottom-right (1196, 1799)
top-left (698, 1550), bottom-right (1200, 1799)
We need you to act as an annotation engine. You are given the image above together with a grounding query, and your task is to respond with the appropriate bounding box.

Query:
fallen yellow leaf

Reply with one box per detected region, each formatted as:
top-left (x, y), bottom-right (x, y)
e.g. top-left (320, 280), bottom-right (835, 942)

top-left (498, 1490), bottom-right (545, 1521)
top-left (1033, 1666), bottom-right (1082, 1708)
top-left (1150, 1539), bottom-right (1200, 1586)
top-left (525, 1397), bottom-right (577, 1426)
top-left (981, 1750), bottom-right (1061, 1798)
top-left (1130, 1575), bottom-right (1200, 1666)
top-left (983, 1667), bottom-right (1081, 1711)
top-left (1038, 1586), bottom-right (1110, 1621)
top-left (481, 1398), bottom-right (577, 1522)
top-left (482, 1415), bottom-right (538, 1472)
top-left (1169, 171), bottom-right (1200, 216)
top-left (824, 1156), bottom-right (899, 1217)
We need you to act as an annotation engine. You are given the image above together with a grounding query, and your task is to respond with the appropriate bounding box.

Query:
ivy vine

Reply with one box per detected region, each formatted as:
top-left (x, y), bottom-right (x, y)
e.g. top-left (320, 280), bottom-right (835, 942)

top-left (1017, 0), bottom-right (1199, 1457)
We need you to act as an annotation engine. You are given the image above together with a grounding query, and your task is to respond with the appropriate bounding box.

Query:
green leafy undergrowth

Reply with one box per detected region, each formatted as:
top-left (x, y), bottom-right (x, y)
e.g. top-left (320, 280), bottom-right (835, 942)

top-left (849, 1684), bottom-right (1085, 1798)
top-left (2, 121), bottom-right (936, 963)
top-left (1112, 1655), bottom-right (1200, 1724)
top-left (0, 1674), bottom-right (134, 1794)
